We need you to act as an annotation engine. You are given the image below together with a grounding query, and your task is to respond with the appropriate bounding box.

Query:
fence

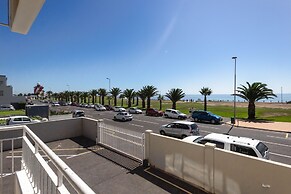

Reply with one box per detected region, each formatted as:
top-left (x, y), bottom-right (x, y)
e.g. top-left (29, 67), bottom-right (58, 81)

top-left (98, 122), bottom-right (145, 162)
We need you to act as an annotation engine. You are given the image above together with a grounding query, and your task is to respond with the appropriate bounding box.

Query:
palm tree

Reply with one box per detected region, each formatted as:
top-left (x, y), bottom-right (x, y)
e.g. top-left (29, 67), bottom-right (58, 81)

top-left (157, 94), bottom-right (164, 110)
top-left (110, 87), bottom-right (121, 106)
top-left (98, 88), bottom-right (107, 105)
top-left (200, 87), bottom-right (212, 111)
top-left (90, 89), bottom-right (98, 104)
top-left (69, 91), bottom-right (75, 102)
top-left (236, 82), bottom-right (277, 120)
top-left (143, 85), bottom-right (158, 108)
top-left (46, 91), bottom-right (53, 100)
top-left (64, 91), bottom-right (70, 102)
top-left (75, 91), bottom-right (82, 103)
top-left (107, 95), bottom-right (112, 105)
top-left (138, 89), bottom-right (147, 108)
top-left (165, 88), bottom-right (185, 109)
top-left (119, 94), bottom-right (125, 107)
top-left (123, 89), bottom-right (135, 108)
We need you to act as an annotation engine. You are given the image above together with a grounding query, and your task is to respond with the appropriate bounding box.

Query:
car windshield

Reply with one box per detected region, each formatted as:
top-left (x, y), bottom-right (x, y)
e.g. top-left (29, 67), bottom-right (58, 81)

top-left (193, 136), bottom-right (204, 143)
top-left (191, 124), bottom-right (198, 130)
top-left (256, 142), bottom-right (269, 157)
top-left (176, 110), bottom-right (182, 114)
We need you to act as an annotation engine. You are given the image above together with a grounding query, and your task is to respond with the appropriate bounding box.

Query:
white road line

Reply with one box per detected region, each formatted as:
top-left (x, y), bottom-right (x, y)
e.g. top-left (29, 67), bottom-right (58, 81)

top-left (267, 135), bottom-right (291, 140)
top-left (133, 119), bottom-right (159, 125)
top-left (129, 123), bottom-right (144, 128)
top-left (264, 141), bottom-right (291, 148)
top-left (270, 152), bottom-right (291, 159)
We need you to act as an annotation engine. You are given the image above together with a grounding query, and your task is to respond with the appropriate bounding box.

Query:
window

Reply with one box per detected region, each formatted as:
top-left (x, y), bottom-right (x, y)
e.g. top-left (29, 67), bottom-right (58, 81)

top-left (13, 118), bottom-right (22, 122)
top-left (0, 90), bottom-right (3, 96)
top-left (230, 144), bottom-right (257, 157)
top-left (198, 139), bottom-right (224, 149)
top-left (23, 117), bottom-right (31, 122)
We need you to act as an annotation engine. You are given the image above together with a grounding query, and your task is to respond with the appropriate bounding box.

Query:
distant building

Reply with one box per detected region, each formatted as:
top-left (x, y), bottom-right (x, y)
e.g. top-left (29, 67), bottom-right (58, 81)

top-left (0, 75), bottom-right (26, 105)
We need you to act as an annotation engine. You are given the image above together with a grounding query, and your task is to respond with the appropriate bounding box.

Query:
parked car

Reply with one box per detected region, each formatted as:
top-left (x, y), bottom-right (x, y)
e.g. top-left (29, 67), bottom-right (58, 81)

top-left (51, 102), bottom-right (60, 106)
top-left (182, 133), bottom-right (269, 159)
top-left (145, 108), bottom-right (163, 117)
top-left (94, 104), bottom-right (106, 111)
top-left (164, 109), bottom-right (187, 119)
top-left (87, 104), bottom-right (95, 108)
top-left (113, 106), bottom-right (126, 112)
top-left (104, 105), bottom-right (113, 110)
top-left (191, 110), bottom-right (222, 124)
top-left (160, 121), bottom-right (199, 138)
top-left (6, 116), bottom-right (40, 125)
top-left (0, 104), bottom-right (15, 111)
top-left (114, 112), bottom-right (133, 121)
top-left (128, 107), bottom-right (142, 114)
top-left (72, 110), bottom-right (85, 118)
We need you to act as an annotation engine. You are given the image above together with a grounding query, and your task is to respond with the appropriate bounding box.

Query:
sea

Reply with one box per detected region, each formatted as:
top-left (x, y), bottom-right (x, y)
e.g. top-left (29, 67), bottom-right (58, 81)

top-left (179, 93), bottom-right (291, 103)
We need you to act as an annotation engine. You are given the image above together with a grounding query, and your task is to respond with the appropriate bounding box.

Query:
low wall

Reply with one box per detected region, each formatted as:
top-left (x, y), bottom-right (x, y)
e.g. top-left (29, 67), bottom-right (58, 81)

top-left (0, 117), bottom-right (100, 150)
top-left (147, 132), bottom-right (291, 194)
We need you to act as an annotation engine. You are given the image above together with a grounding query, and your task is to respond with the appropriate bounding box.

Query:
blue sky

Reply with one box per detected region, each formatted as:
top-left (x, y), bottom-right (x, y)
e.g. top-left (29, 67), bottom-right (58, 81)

top-left (1, 0), bottom-right (291, 95)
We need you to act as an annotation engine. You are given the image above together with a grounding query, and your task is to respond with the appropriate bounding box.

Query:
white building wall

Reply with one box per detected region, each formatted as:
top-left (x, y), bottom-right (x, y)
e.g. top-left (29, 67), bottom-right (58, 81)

top-left (0, 75), bottom-right (25, 105)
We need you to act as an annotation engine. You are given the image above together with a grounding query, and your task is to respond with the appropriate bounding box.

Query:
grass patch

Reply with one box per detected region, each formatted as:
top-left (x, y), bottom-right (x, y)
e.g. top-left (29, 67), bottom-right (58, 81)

top-left (0, 110), bottom-right (25, 117)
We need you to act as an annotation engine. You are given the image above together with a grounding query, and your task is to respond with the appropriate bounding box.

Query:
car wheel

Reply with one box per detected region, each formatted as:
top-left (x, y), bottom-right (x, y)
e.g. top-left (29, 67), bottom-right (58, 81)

top-left (160, 130), bottom-right (166, 135)
top-left (211, 119), bottom-right (215, 124)
top-left (114, 116), bottom-right (116, 120)
top-left (155, 113), bottom-right (158, 117)
top-left (194, 118), bottom-right (198, 122)
top-left (178, 116), bottom-right (183, 120)
top-left (181, 135), bottom-right (187, 139)
top-left (122, 117), bottom-right (125, 121)
top-left (164, 114), bottom-right (168, 118)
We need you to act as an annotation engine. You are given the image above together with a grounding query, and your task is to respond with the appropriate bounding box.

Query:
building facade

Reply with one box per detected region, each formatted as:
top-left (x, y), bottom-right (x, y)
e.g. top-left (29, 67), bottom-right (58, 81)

top-left (0, 75), bottom-right (25, 105)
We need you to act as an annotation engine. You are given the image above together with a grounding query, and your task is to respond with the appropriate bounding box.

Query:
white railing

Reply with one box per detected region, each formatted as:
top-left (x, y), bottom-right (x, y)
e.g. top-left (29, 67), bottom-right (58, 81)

top-left (99, 122), bottom-right (145, 162)
top-left (22, 125), bottom-right (95, 194)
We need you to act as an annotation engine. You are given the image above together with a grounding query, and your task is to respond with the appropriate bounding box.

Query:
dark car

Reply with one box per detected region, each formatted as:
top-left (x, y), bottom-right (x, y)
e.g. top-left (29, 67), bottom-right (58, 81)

top-left (146, 108), bottom-right (163, 117)
top-left (72, 110), bottom-right (85, 118)
top-left (191, 110), bottom-right (222, 124)
top-left (104, 105), bottom-right (113, 110)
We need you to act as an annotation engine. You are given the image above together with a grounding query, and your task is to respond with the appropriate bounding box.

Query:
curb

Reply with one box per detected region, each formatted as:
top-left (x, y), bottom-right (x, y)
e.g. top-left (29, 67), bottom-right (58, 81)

top-left (224, 122), bottom-right (291, 133)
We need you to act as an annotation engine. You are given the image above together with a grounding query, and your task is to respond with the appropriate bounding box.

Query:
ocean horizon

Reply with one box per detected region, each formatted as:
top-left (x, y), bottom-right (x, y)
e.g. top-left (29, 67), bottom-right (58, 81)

top-left (179, 93), bottom-right (291, 103)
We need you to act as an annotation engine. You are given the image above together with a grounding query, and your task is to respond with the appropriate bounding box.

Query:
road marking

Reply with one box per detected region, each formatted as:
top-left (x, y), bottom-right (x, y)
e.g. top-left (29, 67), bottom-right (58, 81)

top-left (267, 135), bottom-right (291, 140)
top-left (144, 167), bottom-right (192, 194)
top-left (264, 141), bottom-right (291, 148)
top-left (129, 123), bottom-right (144, 128)
top-left (270, 152), bottom-right (291, 159)
top-left (133, 119), bottom-right (159, 125)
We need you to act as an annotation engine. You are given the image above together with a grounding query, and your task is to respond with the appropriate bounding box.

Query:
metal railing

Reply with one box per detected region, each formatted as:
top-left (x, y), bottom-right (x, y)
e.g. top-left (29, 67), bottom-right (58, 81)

top-left (22, 125), bottom-right (95, 194)
top-left (99, 122), bottom-right (145, 162)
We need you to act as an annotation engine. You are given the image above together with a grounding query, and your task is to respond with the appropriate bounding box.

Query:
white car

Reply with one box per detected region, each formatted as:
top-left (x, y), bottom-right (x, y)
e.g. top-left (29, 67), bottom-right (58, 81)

top-left (164, 109), bottom-right (187, 119)
top-left (114, 112), bottom-right (133, 121)
top-left (128, 107), bottom-right (142, 114)
top-left (6, 116), bottom-right (41, 125)
top-left (182, 133), bottom-right (269, 159)
top-left (0, 104), bottom-right (15, 111)
top-left (113, 106), bottom-right (126, 112)
top-left (94, 104), bottom-right (106, 111)
top-left (160, 121), bottom-right (199, 138)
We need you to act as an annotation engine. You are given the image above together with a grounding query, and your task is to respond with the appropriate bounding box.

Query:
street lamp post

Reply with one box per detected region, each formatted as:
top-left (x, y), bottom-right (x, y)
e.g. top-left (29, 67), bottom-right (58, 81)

top-left (232, 56), bottom-right (237, 124)
top-left (106, 78), bottom-right (111, 91)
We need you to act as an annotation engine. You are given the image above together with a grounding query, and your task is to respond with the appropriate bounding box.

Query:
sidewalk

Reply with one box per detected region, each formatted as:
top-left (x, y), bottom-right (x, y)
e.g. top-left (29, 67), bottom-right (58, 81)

top-left (225, 119), bottom-right (291, 133)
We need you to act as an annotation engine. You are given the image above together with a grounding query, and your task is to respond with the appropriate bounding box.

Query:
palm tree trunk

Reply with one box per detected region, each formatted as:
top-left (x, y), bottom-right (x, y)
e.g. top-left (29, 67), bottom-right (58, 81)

top-left (121, 99), bottom-right (124, 107)
top-left (204, 95), bottom-right (207, 111)
top-left (248, 101), bottom-right (256, 120)
top-left (172, 102), bottom-right (176, 110)
top-left (159, 100), bottom-right (162, 110)
top-left (136, 96), bottom-right (139, 106)
top-left (142, 99), bottom-right (145, 108)
top-left (128, 98), bottom-right (131, 107)
top-left (147, 98), bottom-right (151, 108)
top-left (114, 97), bottom-right (117, 106)
top-left (101, 96), bottom-right (105, 105)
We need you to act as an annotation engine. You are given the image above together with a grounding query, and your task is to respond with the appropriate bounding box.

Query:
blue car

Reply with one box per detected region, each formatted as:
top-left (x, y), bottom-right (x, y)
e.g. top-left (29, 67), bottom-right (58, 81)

top-left (191, 110), bottom-right (222, 124)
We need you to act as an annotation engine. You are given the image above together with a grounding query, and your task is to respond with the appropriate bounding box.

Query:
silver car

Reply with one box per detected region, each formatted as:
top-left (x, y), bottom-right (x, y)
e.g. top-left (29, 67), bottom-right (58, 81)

top-left (160, 121), bottom-right (199, 138)
top-left (114, 112), bottom-right (133, 121)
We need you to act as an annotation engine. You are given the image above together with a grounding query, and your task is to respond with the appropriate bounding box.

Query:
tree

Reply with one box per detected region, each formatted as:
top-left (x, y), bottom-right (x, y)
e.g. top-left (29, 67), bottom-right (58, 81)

top-left (98, 88), bottom-right (107, 105)
top-left (119, 94), bottom-right (125, 107)
top-left (165, 88), bottom-right (185, 109)
top-left (75, 91), bottom-right (82, 103)
top-left (138, 89), bottom-right (147, 108)
top-left (90, 89), bottom-right (98, 104)
top-left (110, 87), bottom-right (121, 106)
top-left (143, 85), bottom-right (158, 108)
top-left (46, 91), bottom-right (53, 100)
top-left (236, 82), bottom-right (277, 120)
top-left (157, 94), bottom-right (164, 110)
top-left (123, 89), bottom-right (135, 108)
top-left (199, 87), bottom-right (212, 111)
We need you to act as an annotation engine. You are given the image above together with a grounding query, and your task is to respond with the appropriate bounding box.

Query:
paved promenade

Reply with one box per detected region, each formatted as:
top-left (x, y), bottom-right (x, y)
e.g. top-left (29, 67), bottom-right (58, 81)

top-left (226, 119), bottom-right (291, 133)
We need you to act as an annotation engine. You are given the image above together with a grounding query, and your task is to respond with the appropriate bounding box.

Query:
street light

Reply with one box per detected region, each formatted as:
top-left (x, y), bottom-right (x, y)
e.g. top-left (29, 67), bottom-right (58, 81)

top-left (106, 78), bottom-right (111, 91)
top-left (232, 56), bottom-right (237, 124)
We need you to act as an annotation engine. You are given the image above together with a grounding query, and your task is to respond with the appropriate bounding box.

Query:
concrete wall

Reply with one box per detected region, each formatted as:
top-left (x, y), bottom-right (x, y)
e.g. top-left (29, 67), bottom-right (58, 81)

top-left (147, 132), bottom-right (291, 194)
top-left (0, 117), bottom-right (100, 151)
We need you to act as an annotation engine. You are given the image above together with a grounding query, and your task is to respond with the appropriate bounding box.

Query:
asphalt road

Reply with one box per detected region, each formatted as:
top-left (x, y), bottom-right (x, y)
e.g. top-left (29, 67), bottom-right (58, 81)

top-left (51, 105), bottom-right (291, 165)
